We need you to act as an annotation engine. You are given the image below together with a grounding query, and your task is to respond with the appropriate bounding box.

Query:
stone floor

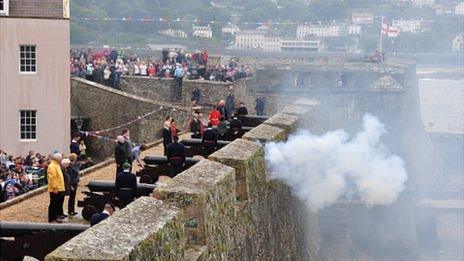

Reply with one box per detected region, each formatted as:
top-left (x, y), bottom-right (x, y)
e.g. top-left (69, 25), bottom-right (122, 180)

top-left (0, 133), bottom-right (190, 224)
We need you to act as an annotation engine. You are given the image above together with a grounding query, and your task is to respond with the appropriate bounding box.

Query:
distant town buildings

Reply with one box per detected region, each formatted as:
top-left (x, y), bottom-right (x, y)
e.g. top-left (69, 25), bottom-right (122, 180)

top-left (392, 19), bottom-right (432, 33)
top-left (351, 12), bottom-right (375, 25)
top-left (452, 34), bottom-right (463, 52)
top-left (222, 24), bottom-right (240, 35)
top-left (0, 0), bottom-right (70, 155)
top-left (158, 28), bottom-right (187, 38)
top-left (281, 38), bottom-right (324, 52)
top-left (234, 30), bottom-right (324, 52)
top-left (455, 2), bottom-right (464, 15)
top-left (296, 23), bottom-right (361, 38)
top-left (411, 0), bottom-right (435, 7)
top-left (192, 25), bottom-right (213, 38)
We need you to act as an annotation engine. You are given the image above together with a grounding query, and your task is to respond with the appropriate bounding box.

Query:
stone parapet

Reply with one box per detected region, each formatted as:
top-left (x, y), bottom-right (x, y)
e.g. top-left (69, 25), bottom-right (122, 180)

top-left (153, 159), bottom-right (236, 256)
top-left (45, 197), bottom-right (184, 261)
top-left (263, 113), bottom-right (298, 134)
top-left (209, 139), bottom-right (263, 202)
top-left (242, 124), bottom-right (286, 143)
top-left (43, 97), bottom-right (321, 260)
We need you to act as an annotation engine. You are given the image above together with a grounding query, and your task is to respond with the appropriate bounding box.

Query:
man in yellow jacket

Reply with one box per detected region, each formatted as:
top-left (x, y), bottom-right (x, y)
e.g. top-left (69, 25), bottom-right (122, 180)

top-left (47, 153), bottom-right (65, 223)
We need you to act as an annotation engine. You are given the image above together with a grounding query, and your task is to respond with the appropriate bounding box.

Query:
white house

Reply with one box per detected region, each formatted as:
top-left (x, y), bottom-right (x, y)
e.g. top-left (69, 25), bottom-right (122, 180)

top-left (412, 0), bottom-right (434, 7)
top-left (281, 38), bottom-right (324, 52)
top-left (192, 25), bottom-right (213, 39)
top-left (392, 19), bottom-right (431, 33)
top-left (351, 12), bottom-right (374, 25)
top-left (452, 34), bottom-right (463, 52)
top-left (234, 30), bottom-right (281, 52)
top-left (159, 28), bottom-right (188, 38)
top-left (222, 24), bottom-right (240, 35)
top-left (455, 2), bottom-right (464, 15)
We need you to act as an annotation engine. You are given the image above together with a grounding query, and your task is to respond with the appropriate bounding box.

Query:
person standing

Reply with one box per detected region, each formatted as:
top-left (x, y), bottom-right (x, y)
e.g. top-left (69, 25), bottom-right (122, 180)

top-left (47, 153), bottom-right (65, 223)
top-left (174, 63), bottom-right (184, 90)
top-left (225, 90), bottom-right (235, 120)
top-left (70, 133), bottom-right (81, 156)
top-left (60, 158), bottom-right (71, 219)
top-left (202, 124), bottom-right (219, 156)
top-left (166, 136), bottom-right (186, 177)
top-left (255, 97), bottom-right (265, 116)
top-left (191, 87), bottom-right (201, 105)
top-left (162, 117), bottom-right (173, 155)
top-left (208, 106), bottom-right (221, 127)
top-left (121, 129), bottom-right (133, 170)
top-left (115, 135), bottom-right (129, 175)
top-left (236, 102), bottom-right (248, 116)
top-left (67, 153), bottom-right (80, 216)
top-left (115, 162), bottom-right (137, 208)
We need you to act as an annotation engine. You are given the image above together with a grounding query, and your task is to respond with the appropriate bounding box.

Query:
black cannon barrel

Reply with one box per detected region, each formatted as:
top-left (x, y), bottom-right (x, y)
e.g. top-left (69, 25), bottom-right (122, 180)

top-left (87, 180), bottom-right (157, 194)
top-left (238, 115), bottom-right (269, 127)
top-left (181, 138), bottom-right (230, 147)
top-left (0, 222), bottom-right (89, 237)
top-left (143, 155), bottom-right (201, 165)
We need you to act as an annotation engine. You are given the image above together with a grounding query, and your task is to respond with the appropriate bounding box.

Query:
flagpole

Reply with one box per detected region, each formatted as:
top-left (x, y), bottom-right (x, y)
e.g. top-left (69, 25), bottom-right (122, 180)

top-left (379, 17), bottom-right (384, 62)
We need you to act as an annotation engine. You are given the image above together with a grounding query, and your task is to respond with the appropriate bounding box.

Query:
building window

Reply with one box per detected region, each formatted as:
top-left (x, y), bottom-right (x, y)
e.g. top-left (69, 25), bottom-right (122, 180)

top-left (0, 0), bottom-right (8, 15)
top-left (19, 45), bottom-right (37, 73)
top-left (20, 110), bottom-right (37, 140)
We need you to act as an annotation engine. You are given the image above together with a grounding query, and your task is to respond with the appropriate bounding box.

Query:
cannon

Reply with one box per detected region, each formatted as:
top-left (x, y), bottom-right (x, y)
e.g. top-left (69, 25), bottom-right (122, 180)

top-left (77, 180), bottom-right (157, 221)
top-left (181, 138), bottom-right (230, 157)
top-left (137, 156), bottom-right (200, 184)
top-left (238, 115), bottom-right (269, 128)
top-left (0, 221), bottom-right (88, 261)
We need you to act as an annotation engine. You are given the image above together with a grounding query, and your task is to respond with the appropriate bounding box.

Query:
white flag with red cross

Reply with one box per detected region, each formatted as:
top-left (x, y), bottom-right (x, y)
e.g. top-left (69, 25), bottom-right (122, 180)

top-left (381, 18), bottom-right (399, 37)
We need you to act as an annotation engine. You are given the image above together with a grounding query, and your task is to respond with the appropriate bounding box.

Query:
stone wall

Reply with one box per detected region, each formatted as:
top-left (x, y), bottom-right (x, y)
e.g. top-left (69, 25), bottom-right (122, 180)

top-left (119, 76), bottom-right (178, 103)
top-left (45, 99), bottom-right (323, 261)
top-left (119, 76), bottom-right (258, 114)
top-left (71, 77), bottom-right (189, 160)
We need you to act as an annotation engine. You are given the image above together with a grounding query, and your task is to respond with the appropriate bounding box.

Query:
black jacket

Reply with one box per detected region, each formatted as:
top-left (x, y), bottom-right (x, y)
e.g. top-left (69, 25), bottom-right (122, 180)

top-left (70, 141), bottom-right (80, 155)
top-left (202, 129), bottom-right (218, 147)
top-left (114, 142), bottom-right (129, 165)
top-left (68, 163), bottom-right (80, 186)
top-left (236, 106), bottom-right (248, 116)
top-left (115, 171), bottom-right (137, 206)
top-left (162, 128), bottom-right (172, 147)
top-left (167, 142), bottom-right (186, 163)
top-left (90, 212), bottom-right (110, 226)
top-left (229, 118), bottom-right (243, 131)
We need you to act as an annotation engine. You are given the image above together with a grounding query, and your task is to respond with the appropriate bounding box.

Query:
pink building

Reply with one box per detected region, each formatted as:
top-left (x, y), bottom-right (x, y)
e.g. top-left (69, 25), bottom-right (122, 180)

top-left (0, 0), bottom-right (70, 156)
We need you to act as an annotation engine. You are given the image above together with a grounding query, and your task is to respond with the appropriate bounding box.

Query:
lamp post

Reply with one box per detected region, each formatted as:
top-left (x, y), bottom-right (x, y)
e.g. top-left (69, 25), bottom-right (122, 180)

top-left (75, 116), bottom-right (83, 132)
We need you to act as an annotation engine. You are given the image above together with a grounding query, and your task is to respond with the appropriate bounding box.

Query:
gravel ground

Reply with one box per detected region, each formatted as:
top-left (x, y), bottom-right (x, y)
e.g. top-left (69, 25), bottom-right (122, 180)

top-left (0, 134), bottom-right (189, 224)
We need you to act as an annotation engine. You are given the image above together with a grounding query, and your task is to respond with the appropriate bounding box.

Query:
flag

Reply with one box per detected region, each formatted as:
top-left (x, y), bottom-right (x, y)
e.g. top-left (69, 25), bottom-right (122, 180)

top-left (381, 18), bottom-right (399, 38)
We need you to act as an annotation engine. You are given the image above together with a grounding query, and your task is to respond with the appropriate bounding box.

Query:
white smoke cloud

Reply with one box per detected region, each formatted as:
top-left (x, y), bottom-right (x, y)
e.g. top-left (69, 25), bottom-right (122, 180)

top-left (265, 114), bottom-right (408, 212)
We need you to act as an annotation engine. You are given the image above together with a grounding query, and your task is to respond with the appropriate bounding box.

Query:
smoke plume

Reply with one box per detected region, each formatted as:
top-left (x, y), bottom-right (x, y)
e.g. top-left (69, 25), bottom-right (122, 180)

top-left (265, 114), bottom-right (408, 212)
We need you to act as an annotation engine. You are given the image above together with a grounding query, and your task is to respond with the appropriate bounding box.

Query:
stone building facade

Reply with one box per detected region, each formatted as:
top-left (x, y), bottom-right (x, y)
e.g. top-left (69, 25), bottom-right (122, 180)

top-left (0, 0), bottom-right (70, 156)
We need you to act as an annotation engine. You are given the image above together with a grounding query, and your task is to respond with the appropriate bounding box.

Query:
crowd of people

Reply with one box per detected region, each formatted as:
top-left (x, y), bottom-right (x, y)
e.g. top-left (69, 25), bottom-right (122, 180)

top-left (70, 47), bottom-right (253, 89)
top-left (0, 150), bottom-right (49, 202)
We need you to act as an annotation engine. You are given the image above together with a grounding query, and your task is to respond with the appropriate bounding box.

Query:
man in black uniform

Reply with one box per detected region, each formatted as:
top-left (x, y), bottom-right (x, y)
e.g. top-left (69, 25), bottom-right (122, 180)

top-left (236, 102), bottom-right (248, 116)
top-left (227, 115), bottom-right (243, 141)
top-left (201, 124), bottom-right (218, 156)
top-left (114, 135), bottom-right (130, 175)
top-left (166, 136), bottom-right (186, 177)
top-left (115, 162), bottom-right (137, 208)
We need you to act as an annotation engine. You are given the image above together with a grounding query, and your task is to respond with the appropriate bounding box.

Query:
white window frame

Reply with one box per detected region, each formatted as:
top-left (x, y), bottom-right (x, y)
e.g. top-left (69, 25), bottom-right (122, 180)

top-left (19, 110), bottom-right (38, 141)
top-left (19, 45), bottom-right (37, 74)
top-left (0, 0), bottom-right (9, 16)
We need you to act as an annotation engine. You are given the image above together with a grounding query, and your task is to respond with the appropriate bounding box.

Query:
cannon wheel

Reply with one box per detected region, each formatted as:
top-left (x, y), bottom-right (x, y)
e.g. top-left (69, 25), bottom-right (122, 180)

top-left (140, 174), bottom-right (154, 184)
top-left (82, 204), bottom-right (98, 221)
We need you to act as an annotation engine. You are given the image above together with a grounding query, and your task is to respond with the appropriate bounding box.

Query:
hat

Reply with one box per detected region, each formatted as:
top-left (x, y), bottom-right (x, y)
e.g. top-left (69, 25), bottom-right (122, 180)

top-left (123, 162), bottom-right (131, 170)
